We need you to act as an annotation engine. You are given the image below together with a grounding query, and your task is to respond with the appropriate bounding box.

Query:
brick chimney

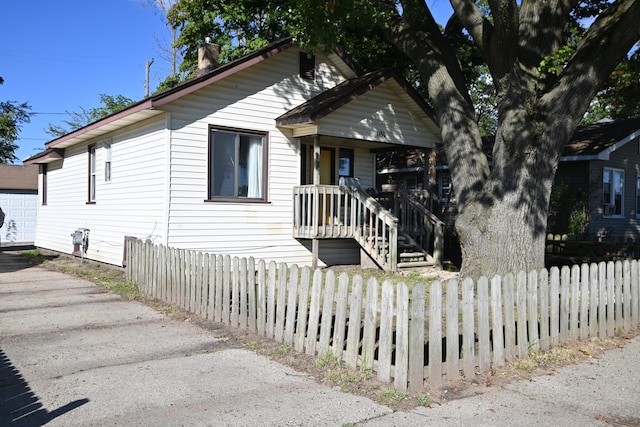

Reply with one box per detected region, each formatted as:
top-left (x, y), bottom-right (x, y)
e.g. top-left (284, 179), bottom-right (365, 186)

top-left (198, 38), bottom-right (220, 77)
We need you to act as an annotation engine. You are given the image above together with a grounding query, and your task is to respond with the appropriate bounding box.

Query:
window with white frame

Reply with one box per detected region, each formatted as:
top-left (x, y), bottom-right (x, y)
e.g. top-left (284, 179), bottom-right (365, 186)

top-left (208, 127), bottom-right (267, 200)
top-left (603, 167), bottom-right (624, 217)
top-left (104, 142), bottom-right (112, 182)
top-left (88, 144), bottom-right (96, 203)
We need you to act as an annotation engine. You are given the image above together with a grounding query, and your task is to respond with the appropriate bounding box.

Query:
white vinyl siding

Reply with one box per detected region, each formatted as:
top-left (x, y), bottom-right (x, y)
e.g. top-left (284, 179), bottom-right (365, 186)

top-left (162, 48), bottom-right (355, 266)
top-left (34, 116), bottom-right (167, 265)
top-left (315, 79), bottom-right (440, 148)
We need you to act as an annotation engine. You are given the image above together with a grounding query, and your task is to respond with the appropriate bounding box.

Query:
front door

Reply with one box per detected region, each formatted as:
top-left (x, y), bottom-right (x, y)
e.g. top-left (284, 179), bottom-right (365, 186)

top-left (319, 148), bottom-right (335, 185)
top-left (300, 142), bottom-right (335, 185)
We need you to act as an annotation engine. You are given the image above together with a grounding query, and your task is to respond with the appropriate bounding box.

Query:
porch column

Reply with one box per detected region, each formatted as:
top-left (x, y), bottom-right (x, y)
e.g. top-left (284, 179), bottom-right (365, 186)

top-left (312, 135), bottom-right (321, 269)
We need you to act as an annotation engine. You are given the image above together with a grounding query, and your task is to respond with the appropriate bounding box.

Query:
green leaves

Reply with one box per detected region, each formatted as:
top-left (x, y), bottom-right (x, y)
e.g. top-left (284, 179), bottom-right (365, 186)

top-left (0, 79), bottom-right (32, 163)
top-left (46, 94), bottom-right (134, 138)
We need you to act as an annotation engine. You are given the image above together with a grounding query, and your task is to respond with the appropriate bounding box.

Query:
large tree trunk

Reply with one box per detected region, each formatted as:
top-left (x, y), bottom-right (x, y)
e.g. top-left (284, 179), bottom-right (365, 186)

top-left (455, 160), bottom-right (554, 279)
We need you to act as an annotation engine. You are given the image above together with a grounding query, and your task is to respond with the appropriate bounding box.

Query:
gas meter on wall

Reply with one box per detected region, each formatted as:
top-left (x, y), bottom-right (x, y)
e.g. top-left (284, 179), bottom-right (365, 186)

top-left (72, 230), bottom-right (84, 245)
top-left (71, 228), bottom-right (90, 261)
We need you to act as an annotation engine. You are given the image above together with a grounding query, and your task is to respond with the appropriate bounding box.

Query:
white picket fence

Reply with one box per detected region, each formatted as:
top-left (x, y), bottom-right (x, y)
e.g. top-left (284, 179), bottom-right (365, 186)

top-left (125, 240), bottom-right (640, 392)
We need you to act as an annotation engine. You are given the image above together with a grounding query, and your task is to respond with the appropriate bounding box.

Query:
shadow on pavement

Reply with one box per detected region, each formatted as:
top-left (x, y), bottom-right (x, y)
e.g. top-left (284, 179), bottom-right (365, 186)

top-left (0, 348), bottom-right (89, 426)
top-left (0, 247), bottom-right (57, 274)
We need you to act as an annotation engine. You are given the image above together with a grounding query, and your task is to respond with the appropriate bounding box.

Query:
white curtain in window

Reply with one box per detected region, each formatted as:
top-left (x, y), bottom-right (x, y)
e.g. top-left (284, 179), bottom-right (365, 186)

top-left (247, 136), bottom-right (263, 198)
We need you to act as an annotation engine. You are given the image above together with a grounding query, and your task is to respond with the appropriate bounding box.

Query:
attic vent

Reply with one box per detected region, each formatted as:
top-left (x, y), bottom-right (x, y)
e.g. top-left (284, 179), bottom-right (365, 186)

top-left (300, 52), bottom-right (315, 81)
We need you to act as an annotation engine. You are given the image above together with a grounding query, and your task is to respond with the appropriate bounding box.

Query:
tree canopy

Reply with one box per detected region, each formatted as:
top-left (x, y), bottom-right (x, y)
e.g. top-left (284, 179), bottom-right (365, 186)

top-left (0, 76), bottom-right (32, 164)
top-left (46, 94), bottom-right (135, 138)
top-left (168, 0), bottom-right (640, 278)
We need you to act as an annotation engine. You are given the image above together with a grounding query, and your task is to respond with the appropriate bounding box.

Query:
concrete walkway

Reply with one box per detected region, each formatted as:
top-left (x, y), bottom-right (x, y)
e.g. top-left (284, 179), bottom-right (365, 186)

top-left (1, 250), bottom-right (639, 426)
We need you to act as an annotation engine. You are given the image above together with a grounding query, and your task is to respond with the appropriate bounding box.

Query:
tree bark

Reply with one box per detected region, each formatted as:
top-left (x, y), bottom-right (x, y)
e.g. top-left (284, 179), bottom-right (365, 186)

top-left (381, 0), bottom-right (640, 279)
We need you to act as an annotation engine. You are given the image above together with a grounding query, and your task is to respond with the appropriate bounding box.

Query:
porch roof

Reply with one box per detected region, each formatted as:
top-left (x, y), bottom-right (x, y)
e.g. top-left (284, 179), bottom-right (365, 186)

top-left (275, 69), bottom-right (441, 148)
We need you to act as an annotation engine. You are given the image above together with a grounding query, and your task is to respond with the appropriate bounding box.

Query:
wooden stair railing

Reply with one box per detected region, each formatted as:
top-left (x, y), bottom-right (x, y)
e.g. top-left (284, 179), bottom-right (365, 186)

top-left (293, 185), bottom-right (399, 271)
top-left (392, 189), bottom-right (444, 268)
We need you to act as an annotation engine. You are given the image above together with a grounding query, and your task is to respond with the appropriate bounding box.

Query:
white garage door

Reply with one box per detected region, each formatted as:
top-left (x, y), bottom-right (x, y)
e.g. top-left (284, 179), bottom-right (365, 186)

top-left (0, 191), bottom-right (38, 245)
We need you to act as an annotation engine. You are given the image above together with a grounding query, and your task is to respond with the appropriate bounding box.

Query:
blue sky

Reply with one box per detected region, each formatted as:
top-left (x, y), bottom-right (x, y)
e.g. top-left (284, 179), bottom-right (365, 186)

top-left (1, 0), bottom-right (453, 164)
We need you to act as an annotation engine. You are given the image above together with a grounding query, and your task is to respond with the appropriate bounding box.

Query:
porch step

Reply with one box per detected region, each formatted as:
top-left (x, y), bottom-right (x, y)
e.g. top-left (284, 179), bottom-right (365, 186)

top-left (397, 259), bottom-right (435, 270)
top-left (399, 251), bottom-right (428, 261)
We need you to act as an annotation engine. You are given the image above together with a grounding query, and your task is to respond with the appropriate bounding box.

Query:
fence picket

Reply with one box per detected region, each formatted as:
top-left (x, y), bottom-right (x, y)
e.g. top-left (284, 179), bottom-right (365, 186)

top-left (378, 280), bottom-right (394, 383)
top-left (394, 282), bottom-right (409, 391)
top-left (599, 262), bottom-right (607, 338)
top-left (207, 254), bottom-right (216, 320)
top-left (247, 257), bottom-right (256, 332)
top-left (294, 267), bottom-right (311, 353)
top-left (615, 261), bottom-right (623, 332)
top-left (503, 274), bottom-right (516, 362)
top-left (569, 265), bottom-right (579, 340)
top-left (538, 270), bottom-right (550, 351)
top-left (527, 271), bottom-right (539, 351)
top-left (445, 279), bottom-right (459, 380)
top-left (239, 257), bottom-right (248, 330)
top-left (606, 261), bottom-right (615, 337)
top-left (332, 273), bottom-right (350, 361)
top-left (477, 278), bottom-right (490, 372)
top-left (409, 283), bottom-right (426, 392)
top-left (305, 269), bottom-right (323, 355)
top-left (550, 268), bottom-right (560, 347)
top-left (345, 275), bottom-right (363, 369)
top-left (266, 261), bottom-right (277, 338)
top-left (256, 260), bottom-right (266, 336)
top-left (284, 265), bottom-right (299, 346)
top-left (214, 255), bottom-right (224, 323)
top-left (560, 266), bottom-right (570, 343)
top-left (429, 281), bottom-right (443, 384)
top-left (222, 255), bottom-right (231, 325)
top-left (632, 261), bottom-right (639, 327)
top-left (579, 264), bottom-right (589, 340)
top-left (461, 278), bottom-right (475, 377)
top-left (274, 263), bottom-right (288, 343)
top-left (361, 278), bottom-right (379, 371)
top-left (623, 261), bottom-right (631, 333)
top-left (231, 257), bottom-right (240, 328)
top-left (317, 270), bottom-right (336, 357)
top-left (516, 271), bottom-right (528, 359)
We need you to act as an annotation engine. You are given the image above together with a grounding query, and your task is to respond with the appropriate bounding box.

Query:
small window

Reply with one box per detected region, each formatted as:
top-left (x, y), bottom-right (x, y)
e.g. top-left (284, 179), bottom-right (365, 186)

top-left (104, 142), bottom-right (112, 182)
top-left (209, 127), bottom-right (267, 200)
top-left (603, 167), bottom-right (624, 217)
top-left (636, 174), bottom-right (640, 219)
top-left (439, 175), bottom-right (453, 203)
top-left (42, 163), bottom-right (47, 205)
top-left (338, 148), bottom-right (354, 177)
top-left (300, 52), bottom-right (315, 81)
top-left (88, 144), bottom-right (96, 202)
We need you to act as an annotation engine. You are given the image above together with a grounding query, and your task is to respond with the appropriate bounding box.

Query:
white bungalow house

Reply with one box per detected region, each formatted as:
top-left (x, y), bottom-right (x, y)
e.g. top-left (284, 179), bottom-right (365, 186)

top-left (25, 39), bottom-right (443, 271)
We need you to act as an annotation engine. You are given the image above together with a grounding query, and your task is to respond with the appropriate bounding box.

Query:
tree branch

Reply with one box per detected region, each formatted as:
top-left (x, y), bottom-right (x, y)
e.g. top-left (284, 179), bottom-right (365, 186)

top-left (548, 0), bottom-right (640, 117)
top-left (449, 0), bottom-right (487, 51)
top-left (518, 0), bottom-right (577, 71)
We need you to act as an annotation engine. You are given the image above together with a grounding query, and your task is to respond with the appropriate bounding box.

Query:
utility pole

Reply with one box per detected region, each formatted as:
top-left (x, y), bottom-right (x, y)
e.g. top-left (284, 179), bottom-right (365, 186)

top-left (145, 58), bottom-right (154, 98)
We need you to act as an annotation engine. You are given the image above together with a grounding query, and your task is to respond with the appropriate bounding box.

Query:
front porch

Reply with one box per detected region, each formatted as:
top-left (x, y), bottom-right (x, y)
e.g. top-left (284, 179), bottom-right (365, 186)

top-left (293, 184), bottom-right (444, 271)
